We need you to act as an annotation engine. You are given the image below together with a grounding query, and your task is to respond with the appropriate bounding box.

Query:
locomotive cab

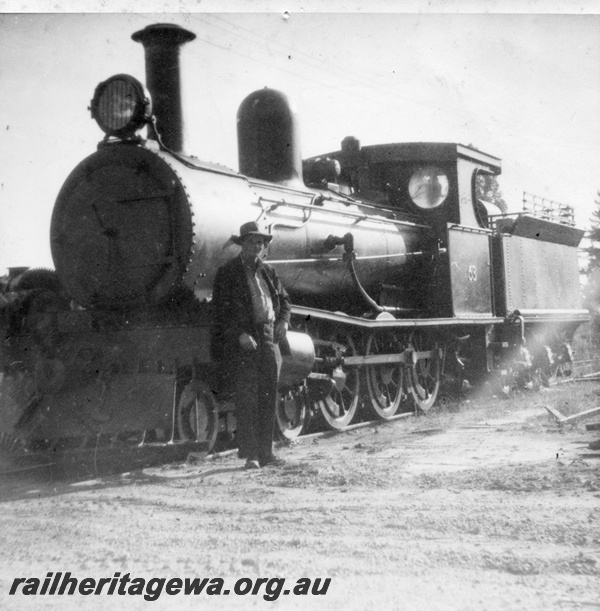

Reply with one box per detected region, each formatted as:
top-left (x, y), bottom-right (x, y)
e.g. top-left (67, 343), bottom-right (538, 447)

top-left (304, 139), bottom-right (502, 236)
top-left (304, 140), bottom-right (502, 318)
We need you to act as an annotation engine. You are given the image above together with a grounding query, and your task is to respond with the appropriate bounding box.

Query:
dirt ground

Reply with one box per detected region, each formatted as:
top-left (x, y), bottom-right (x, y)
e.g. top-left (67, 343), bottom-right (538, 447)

top-left (0, 381), bottom-right (599, 611)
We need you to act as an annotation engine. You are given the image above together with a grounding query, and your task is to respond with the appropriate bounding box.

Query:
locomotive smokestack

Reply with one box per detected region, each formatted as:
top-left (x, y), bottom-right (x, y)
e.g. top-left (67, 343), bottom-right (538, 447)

top-left (237, 88), bottom-right (303, 187)
top-left (132, 23), bottom-right (195, 153)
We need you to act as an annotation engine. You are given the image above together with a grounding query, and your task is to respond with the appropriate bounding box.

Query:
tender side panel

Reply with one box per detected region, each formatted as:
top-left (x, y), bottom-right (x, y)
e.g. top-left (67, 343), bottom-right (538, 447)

top-left (495, 234), bottom-right (582, 314)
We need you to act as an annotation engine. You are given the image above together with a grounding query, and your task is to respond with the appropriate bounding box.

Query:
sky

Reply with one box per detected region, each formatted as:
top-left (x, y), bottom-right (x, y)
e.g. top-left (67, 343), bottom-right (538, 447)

top-left (1, 3), bottom-right (600, 269)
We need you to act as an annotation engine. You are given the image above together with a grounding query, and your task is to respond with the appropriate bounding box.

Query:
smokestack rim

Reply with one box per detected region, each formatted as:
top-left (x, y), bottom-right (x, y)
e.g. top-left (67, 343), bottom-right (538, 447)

top-left (132, 23), bottom-right (196, 46)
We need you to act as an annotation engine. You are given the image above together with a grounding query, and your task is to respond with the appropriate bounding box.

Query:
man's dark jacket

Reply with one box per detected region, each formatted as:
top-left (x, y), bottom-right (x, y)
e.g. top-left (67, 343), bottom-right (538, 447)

top-left (210, 255), bottom-right (291, 362)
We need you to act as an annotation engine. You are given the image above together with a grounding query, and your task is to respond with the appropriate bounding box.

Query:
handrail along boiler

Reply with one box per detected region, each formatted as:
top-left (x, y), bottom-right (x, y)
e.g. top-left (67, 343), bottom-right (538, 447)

top-left (0, 24), bottom-right (588, 452)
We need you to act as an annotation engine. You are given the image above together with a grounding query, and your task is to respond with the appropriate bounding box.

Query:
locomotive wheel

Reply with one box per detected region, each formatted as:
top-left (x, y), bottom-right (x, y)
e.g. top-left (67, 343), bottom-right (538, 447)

top-left (536, 364), bottom-right (559, 388)
top-left (407, 336), bottom-right (442, 412)
top-left (315, 331), bottom-right (361, 430)
top-left (276, 391), bottom-right (309, 440)
top-left (531, 345), bottom-right (557, 388)
top-left (176, 380), bottom-right (218, 453)
top-left (365, 332), bottom-right (405, 419)
top-left (496, 370), bottom-right (515, 399)
top-left (519, 371), bottom-right (541, 392)
top-left (535, 342), bottom-right (572, 387)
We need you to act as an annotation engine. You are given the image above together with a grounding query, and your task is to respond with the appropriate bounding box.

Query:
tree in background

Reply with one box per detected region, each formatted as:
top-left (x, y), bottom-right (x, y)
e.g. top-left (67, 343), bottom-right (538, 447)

top-left (582, 191), bottom-right (600, 353)
top-left (475, 173), bottom-right (507, 214)
top-left (584, 191), bottom-right (600, 270)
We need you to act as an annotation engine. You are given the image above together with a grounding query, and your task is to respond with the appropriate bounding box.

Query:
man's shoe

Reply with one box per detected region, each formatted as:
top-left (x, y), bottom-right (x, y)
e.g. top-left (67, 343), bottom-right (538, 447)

top-left (245, 459), bottom-right (260, 470)
top-left (259, 455), bottom-right (286, 468)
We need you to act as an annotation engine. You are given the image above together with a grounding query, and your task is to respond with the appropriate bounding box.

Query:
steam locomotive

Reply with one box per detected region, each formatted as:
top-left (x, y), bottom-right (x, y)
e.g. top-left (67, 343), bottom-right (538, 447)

top-left (0, 23), bottom-right (588, 454)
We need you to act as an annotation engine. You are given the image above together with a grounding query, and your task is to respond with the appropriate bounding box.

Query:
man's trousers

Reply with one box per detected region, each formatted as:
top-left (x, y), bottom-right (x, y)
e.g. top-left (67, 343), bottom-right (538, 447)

top-left (233, 323), bottom-right (282, 462)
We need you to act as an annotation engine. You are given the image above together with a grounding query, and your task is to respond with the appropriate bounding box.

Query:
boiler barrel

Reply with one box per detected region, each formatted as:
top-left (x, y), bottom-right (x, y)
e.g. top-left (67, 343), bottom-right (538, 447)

top-left (51, 144), bottom-right (421, 311)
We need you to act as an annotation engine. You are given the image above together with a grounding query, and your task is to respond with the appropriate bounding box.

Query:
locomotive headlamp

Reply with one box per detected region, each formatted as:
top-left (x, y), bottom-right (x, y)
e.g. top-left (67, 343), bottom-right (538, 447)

top-left (90, 74), bottom-right (152, 138)
top-left (408, 166), bottom-right (449, 209)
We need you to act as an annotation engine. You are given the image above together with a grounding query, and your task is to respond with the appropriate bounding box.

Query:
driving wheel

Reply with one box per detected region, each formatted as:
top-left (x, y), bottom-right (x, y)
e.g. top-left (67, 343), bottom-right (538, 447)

top-left (365, 331), bottom-right (405, 419)
top-left (407, 335), bottom-right (442, 412)
top-left (315, 330), bottom-right (361, 430)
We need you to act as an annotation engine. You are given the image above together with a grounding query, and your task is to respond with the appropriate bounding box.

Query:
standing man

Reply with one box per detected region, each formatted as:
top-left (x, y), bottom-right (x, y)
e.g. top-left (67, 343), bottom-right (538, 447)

top-left (211, 221), bottom-right (291, 469)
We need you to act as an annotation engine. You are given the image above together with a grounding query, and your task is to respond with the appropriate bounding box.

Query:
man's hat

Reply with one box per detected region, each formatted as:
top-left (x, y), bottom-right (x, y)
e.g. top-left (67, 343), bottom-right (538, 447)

top-left (231, 221), bottom-right (273, 245)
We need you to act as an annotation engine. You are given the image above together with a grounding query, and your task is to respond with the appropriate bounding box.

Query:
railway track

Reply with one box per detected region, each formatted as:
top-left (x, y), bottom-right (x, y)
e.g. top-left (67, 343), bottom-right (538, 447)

top-left (1, 357), bottom-right (597, 480)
